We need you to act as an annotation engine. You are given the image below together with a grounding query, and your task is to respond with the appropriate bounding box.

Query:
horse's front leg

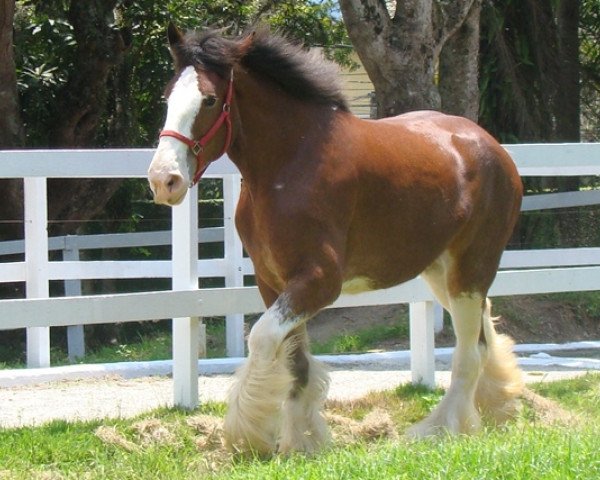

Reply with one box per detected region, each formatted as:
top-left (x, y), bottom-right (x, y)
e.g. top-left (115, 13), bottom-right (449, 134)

top-left (278, 324), bottom-right (330, 455)
top-left (223, 266), bottom-right (341, 455)
top-left (223, 293), bottom-right (311, 455)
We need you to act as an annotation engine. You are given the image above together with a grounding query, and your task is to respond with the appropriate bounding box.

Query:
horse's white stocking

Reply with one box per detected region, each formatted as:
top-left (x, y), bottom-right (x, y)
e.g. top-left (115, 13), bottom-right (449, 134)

top-left (223, 296), bottom-right (306, 455)
top-left (279, 353), bottom-right (330, 454)
top-left (407, 293), bottom-right (485, 438)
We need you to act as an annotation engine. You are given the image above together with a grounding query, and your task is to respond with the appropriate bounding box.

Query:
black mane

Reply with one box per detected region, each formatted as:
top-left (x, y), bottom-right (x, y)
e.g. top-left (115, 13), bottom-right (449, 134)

top-left (173, 28), bottom-right (349, 111)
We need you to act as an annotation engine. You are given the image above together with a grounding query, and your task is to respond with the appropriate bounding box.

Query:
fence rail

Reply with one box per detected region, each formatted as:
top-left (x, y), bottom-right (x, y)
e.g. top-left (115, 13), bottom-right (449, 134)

top-left (1, 144), bottom-right (600, 408)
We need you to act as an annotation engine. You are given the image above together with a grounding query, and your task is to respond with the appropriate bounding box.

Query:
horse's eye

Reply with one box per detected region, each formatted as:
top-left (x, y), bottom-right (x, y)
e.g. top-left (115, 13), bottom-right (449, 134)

top-left (203, 96), bottom-right (217, 108)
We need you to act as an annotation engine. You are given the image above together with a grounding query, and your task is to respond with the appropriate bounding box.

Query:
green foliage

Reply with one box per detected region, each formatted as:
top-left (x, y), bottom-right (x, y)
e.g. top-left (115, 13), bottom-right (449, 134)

top-left (516, 205), bottom-right (600, 249)
top-left (13, 0), bottom-right (351, 148)
top-left (580, 0), bottom-right (600, 141)
top-left (14, 3), bottom-right (76, 146)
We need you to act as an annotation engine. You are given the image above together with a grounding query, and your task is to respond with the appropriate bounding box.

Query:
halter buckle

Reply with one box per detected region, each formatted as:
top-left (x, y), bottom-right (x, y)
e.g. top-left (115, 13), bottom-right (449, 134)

top-left (191, 142), bottom-right (203, 156)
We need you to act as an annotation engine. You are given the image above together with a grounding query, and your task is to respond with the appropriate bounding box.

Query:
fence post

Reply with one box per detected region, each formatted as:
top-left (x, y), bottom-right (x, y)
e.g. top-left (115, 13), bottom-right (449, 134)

top-left (63, 235), bottom-right (85, 361)
top-left (24, 177), bottom-right (50, 368)
top-left (409, 301), bottom-right (436, 388)
top-left (172, 184), bottom-right (200, 409)
top-left (434, 301), bottom-right (444, 333)
top-left (223, 175), bottom-right (245, 357)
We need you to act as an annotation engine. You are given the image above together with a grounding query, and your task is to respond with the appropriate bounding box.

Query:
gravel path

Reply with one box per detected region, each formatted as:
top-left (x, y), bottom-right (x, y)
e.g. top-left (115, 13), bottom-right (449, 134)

top-left (0, 367), bottom-right (590, 429)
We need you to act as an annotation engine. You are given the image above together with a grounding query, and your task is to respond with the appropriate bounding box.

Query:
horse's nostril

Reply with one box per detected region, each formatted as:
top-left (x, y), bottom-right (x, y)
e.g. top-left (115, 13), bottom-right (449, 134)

top-left (166, 174), bottom-right (182, 192)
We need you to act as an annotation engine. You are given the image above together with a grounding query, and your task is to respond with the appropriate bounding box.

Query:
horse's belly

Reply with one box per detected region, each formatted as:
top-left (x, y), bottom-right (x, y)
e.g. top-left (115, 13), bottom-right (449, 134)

top-left (341, 276), bottom-right (374, 294)
top-left (341, 268), bottom-right (421, 295)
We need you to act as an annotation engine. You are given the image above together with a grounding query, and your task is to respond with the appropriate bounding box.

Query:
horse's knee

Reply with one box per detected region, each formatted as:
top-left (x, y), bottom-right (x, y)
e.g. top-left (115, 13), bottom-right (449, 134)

top-left (247, 319), bottom-right (279, 357)
top-left (248, 298), bottom-right (294, 356)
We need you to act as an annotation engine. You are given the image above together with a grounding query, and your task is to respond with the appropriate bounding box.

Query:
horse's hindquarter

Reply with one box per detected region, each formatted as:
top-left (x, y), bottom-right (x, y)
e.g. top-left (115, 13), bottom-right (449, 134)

top-left (341, 111), bottom-right (522, 292)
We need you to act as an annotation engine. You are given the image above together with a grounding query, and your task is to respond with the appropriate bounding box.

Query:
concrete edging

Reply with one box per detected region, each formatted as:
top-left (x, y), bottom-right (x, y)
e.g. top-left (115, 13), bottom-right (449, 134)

top-left (1, 340), bottom-right (599, 388)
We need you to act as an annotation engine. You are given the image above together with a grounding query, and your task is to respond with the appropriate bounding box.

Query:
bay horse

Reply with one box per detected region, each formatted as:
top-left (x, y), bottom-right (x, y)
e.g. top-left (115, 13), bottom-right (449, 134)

top-left (148, 24), bottom-right (524, 455)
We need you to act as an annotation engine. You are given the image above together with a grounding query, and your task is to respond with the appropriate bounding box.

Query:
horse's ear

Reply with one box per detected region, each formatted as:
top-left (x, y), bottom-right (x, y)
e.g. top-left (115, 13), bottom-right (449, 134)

top-left (167, 22), bottom-right (184, 48)
top-left (237, 30), bottom-right (256, 58)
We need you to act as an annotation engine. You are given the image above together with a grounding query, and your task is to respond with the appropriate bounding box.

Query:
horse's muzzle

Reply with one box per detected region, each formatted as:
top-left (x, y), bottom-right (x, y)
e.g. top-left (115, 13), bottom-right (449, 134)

top-left (148, 170), bottom-right (186, 206)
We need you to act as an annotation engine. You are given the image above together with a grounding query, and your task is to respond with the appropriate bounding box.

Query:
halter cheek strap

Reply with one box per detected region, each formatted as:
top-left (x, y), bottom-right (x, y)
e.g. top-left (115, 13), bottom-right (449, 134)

top-left (159, 72), bottom-right (234, 187)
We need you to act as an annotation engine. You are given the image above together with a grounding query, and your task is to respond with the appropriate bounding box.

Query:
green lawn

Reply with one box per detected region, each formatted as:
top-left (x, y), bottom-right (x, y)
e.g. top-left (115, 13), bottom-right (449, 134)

top-left (0, 374), bottom-right (598, 479)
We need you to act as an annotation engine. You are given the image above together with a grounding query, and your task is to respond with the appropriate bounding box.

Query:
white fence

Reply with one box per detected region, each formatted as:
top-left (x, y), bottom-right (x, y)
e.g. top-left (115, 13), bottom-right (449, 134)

top-left (1, 145), bottom-right (600, 408)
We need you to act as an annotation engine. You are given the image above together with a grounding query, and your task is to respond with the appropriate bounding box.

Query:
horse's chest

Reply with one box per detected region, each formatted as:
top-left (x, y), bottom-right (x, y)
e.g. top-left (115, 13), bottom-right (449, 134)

top-left (235, 193), bottom-right (287, 288)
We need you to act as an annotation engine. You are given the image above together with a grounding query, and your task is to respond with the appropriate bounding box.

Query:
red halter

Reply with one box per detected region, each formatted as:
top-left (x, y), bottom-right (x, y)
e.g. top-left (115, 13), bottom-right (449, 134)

top-left (159, 73), bottom-right (234, 187)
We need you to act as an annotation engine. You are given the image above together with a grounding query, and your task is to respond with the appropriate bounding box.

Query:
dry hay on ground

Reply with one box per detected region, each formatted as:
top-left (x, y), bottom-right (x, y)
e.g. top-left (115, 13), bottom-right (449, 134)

top-left (187, 414), bottom-right (225, 450)
top-left (94, 425), bottom-right (139, 452)
top-left (326, 408), bottom-right (399, 443)
top-left (521, 388), bottom-right (581, 427)
top-left (93, 389), bottom-right (584, 461)
top-left (133, 418), bottom-right (177, 446)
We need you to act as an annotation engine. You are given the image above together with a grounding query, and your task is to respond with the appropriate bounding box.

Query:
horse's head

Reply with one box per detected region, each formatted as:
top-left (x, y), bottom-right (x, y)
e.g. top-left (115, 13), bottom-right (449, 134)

top-left (148, 24), bottom-right (242, 206)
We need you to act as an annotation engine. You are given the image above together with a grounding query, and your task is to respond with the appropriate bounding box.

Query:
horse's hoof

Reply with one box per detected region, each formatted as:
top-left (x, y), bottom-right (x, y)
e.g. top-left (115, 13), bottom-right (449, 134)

top-left (223, 413), bottom-right (278, 456)
top-left (406, 410), bottom-right (481, 439)
top-left (277, 430), bottom-right (329, 455)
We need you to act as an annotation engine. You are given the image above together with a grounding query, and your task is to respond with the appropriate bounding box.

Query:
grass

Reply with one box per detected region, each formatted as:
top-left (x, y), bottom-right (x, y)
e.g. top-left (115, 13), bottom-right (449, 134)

top-left (66, 332), bottom-right (173, 364)
top-left (0, 320), bottom-right (228, 370)
top-left (311, 321), bottom-right (410, 355)
top-left (0, 374), bottom-right (599, 479)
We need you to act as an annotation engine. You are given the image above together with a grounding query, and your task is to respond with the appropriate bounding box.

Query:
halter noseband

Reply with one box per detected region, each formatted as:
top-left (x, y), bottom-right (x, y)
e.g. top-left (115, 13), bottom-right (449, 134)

top-left (159, 72), bottom-right (234, 187)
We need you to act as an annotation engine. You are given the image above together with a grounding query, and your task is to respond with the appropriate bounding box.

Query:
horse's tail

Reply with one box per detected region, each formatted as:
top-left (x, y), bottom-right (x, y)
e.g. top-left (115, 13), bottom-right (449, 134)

top-left (475, 298), bottom-right (524, 423)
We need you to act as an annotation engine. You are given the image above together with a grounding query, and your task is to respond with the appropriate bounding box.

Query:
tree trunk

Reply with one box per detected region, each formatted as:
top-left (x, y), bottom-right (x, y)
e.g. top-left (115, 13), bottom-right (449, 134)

top-left (439, 1), bottom-right (482, 121)
top-left (0, 0), bottom-right (23, 146)
top-left (0, 0), bottom-right (24, 240)
top-left (555, 0), bottom-right (580, 142)
top-left (45, 0), bottom-right (130, 235)
top-left (50, 0), bottom-right (126, 147)
top-left (554, 0), bottom-right (580, 241)
top-left (340, 0), bottom-right (480, 118)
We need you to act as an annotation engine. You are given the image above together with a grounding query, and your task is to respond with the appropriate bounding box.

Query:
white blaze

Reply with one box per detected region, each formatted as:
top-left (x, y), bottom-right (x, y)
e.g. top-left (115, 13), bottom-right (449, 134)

top-left (164, 65), bottom-right (203, 136)
top-left (149, 66), bottom-right (204, 186)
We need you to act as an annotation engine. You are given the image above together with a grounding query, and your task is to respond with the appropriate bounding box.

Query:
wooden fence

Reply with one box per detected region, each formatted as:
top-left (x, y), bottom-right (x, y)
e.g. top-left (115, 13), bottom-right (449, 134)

top-left (1, 144), bottom-right (599, 408)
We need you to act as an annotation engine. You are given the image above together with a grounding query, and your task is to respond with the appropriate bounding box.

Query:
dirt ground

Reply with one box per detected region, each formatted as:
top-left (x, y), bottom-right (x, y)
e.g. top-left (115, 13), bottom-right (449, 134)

top-left (307, 295), bottom-right (600, 350)
top-left (0, 365), bottom-right (589, 429)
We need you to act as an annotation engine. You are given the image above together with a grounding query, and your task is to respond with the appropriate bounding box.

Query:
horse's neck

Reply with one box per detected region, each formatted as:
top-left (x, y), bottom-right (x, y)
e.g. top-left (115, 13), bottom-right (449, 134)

top-left (228, 71), bottom-right (330, 183)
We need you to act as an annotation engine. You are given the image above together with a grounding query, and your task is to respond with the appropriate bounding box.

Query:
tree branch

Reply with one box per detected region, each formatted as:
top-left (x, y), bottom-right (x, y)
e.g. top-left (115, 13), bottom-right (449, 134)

top-left (339, 0), bottom-right (392, 89)
top-left (339, 0), bottom-right (390, 46)
top-left (439, 0), bottom-right (481, 120)
top-left (433, 0), bottom-right (479, 51)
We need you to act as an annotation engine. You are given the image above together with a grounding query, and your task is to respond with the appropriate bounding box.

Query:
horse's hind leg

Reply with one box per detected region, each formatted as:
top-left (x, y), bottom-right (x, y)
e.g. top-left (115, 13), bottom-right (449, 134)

top-left (408, 290), bottom-right (487, 437)
top-left (279, 325), bottom-right (330, 454)
top-left (410, 253), bottom-right (523, 438)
